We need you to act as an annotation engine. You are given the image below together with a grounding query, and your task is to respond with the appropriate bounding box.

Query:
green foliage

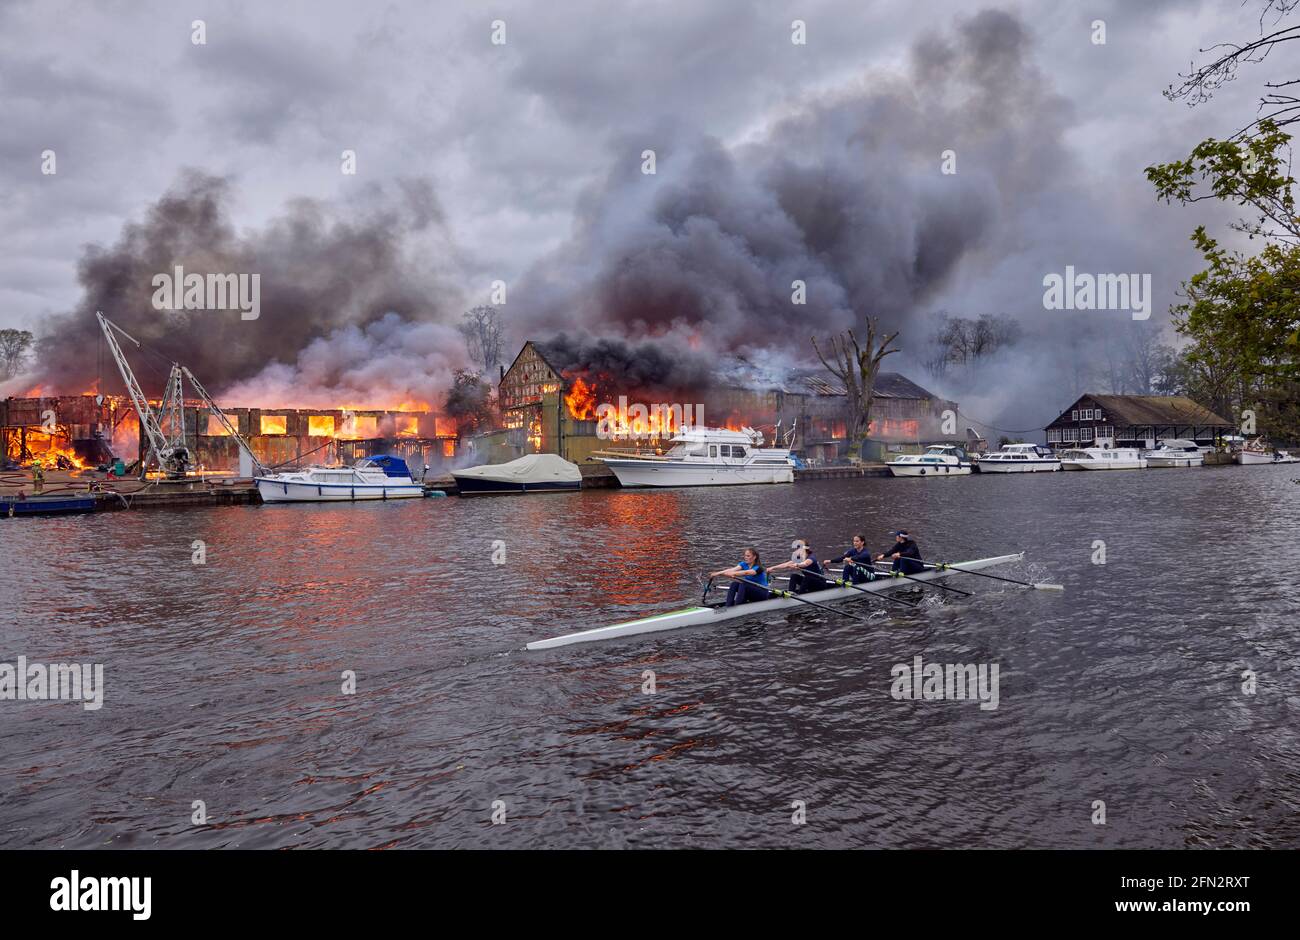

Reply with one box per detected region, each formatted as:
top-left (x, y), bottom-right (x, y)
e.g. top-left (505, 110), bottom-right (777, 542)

top-left (1146, 121), bottom-right (1300, 441)
top-left (1146, 121), bottom-right (1298, 242)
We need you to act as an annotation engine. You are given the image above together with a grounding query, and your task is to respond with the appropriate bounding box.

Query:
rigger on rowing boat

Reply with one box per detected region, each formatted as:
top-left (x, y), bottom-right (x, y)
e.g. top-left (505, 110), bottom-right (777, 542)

top-left (526, 530), bottom-right (1064, 650)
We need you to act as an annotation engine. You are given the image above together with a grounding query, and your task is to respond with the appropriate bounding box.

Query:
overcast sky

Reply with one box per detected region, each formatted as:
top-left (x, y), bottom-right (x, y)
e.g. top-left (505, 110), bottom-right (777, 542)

top-left (0, 0), bottom-right (1285, 401)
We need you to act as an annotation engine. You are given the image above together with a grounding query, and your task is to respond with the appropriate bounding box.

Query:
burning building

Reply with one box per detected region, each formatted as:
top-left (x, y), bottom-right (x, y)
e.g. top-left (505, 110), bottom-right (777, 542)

top-left (479, 340), bottom-right (957, 465)
top-left (1, 393), bottom-right (458, 477)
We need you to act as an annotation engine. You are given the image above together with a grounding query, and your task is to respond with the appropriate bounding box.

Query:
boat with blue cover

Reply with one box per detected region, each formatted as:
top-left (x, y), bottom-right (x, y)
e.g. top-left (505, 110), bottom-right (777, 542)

top-left (254, 455), bottom-right (425, 502)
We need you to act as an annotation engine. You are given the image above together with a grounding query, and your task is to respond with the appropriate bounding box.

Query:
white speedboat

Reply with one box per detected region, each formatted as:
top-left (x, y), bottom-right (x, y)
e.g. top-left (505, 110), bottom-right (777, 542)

top-left (452, 453), bottom-right (582, 495)
top-left (596, 427), bottom-right (793, 487)
top-left (255, 455), bottom-right (425, 502)
top-left (1057, 447), bottom-right (1146, 470)
top-left (1144, 438), bottom-right (1205, 468)
top-left (887, 444), bottom-right (974, 477)
top-left (975, 443), bottom-right (1061, 473)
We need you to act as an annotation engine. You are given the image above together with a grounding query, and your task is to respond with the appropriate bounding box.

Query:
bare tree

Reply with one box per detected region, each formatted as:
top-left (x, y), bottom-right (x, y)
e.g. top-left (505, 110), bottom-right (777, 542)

top-left (1122, 324), bottom-right (1175, 395)
top-left (0, 329), bottom-right (34, 379)
top-left (923, 313), bottom-right (1020, 378)
top-left (1165, 0), bottom-right (1300, 139)
top-left (458, 306), bottom-right (505, 376)
top-left (812, 319), bottom-right (900, 459)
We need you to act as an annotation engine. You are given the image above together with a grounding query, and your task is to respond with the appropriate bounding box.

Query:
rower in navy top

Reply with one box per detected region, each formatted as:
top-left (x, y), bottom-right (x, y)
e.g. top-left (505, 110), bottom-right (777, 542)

top-left (710, 547), bottom-right (771, 606)
top-left (876, 530), bottom-right (924, 575)
top-left (830, 533), bottom-right (875, 583)
top-left (768, 539), bottom-right (831, 594)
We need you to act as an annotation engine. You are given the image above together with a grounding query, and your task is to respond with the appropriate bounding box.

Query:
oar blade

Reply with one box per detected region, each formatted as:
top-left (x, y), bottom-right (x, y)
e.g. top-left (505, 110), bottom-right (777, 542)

top-left (1033, 583), bottom-right (1065, 592)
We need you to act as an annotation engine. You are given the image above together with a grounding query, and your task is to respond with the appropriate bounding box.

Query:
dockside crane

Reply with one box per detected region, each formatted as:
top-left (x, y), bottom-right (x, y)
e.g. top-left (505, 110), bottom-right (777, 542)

top-left (95, 311), bottom-right (265, 479)
top-left (96, 312), bottom-right (191, 478)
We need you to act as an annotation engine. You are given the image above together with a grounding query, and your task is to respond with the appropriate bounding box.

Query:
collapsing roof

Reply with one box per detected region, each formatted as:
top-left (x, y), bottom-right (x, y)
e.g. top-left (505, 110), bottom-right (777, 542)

top-left (719, 357), bottom-right (941, 400)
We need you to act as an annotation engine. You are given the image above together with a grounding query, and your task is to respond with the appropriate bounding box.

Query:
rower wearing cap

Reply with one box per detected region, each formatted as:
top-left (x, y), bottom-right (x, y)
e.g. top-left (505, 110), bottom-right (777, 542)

top-left (768, 539), bottom-right (831, 594)
top-left (876, 530), bottom-right (924, 575)
top-left (830, 534), bottom-right (875, 584)
top-left (710, 547), bottom-right (771, 606)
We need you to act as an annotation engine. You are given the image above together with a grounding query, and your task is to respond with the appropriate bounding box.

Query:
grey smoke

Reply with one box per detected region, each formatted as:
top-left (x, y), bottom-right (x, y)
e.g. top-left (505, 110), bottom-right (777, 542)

top-left (25, 170), bottom-right (463, 400)
top-left (517, 10), bottom-right (1067, 351)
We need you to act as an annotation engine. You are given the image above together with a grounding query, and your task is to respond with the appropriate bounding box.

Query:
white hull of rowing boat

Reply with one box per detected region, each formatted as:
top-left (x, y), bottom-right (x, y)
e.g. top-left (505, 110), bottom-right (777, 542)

top-left (526, 553), bottom-right (1025, 649)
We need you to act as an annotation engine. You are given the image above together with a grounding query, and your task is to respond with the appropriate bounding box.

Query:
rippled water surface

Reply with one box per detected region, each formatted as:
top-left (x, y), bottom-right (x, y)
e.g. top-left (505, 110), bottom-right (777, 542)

top-left (2, 466), bottom-right (1298, 848)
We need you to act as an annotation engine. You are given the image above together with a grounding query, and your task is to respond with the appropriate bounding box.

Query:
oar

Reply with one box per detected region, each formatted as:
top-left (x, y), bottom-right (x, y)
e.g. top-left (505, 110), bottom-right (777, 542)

top-left (922, 561), bottom-right (1064, 592)
top-left (824, 572), bottom-right (921, 609)
top-left (825, 561), bottom-right (924, 608)
top-left (867, 561), bottom-right (973, 596)
top-left (713, 573), bottom-right (869, 622)
top-left (771, 563), bottom-right (921, 610)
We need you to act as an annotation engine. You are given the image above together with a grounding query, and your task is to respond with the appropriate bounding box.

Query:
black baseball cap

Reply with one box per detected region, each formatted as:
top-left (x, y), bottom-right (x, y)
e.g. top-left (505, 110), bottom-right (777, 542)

top-left (890, 530), bottom-right (909, 537)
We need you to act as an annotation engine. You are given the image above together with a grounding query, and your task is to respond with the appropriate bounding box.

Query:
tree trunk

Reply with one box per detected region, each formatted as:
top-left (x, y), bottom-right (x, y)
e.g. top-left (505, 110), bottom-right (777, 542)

top-left (812, 319), bottom-right (900, 462)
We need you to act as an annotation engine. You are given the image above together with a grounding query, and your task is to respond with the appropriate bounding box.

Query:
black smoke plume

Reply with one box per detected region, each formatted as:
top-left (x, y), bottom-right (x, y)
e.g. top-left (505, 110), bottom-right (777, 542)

top-left (27, 170), bottom-right (464, 402)
top-left (516, 9), bottom-right (1069, 358)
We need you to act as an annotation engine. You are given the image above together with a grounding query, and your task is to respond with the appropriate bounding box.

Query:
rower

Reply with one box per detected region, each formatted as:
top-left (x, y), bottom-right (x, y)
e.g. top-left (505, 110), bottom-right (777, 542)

top-left (768, 539), bottom-right (831, 594)
top-left (830, 534), bottom-right (875, 583)
top-left (876, 530), bottom-right (924, 575)
top-left (710, 548), bottom-right (771, 606)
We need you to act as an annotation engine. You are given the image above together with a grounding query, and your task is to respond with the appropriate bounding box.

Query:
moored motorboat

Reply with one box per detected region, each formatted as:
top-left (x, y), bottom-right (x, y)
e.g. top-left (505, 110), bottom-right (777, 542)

top-left (452, 453), bottom-right (582, 495)
top-left (526, 552), bottom-right (1033, 649)
top-left (255, 455), bottom-right (424, 502)
top-left (1236, 438), bottom-right (1297, 464)
top-left (596, 427), bottom-right (793, 487)
top-left (2, 494), bottom-right (98, 517)
top-left (1057, 446), bottom-right (1146, 470)
top-left (1144, 438), bottom-right (1205, 469)
top-left (975, 443), bottom-right (1061, 473)
top-left (887, 444), bottom-right (974, 477)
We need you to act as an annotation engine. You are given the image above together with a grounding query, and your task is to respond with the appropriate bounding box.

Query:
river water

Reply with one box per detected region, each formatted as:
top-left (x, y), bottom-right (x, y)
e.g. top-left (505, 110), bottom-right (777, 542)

top-left (2, 466), bottom-right (1298, 849)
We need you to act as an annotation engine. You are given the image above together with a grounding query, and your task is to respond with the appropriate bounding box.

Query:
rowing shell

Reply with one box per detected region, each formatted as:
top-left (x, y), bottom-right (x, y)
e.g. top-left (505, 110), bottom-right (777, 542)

top-left (526, 552), bottom-right (1025, 650)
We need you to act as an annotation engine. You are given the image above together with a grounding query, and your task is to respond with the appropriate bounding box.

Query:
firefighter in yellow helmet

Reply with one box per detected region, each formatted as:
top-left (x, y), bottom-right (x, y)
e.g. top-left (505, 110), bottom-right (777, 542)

top-left (31, 459), bottom-right (44, 494)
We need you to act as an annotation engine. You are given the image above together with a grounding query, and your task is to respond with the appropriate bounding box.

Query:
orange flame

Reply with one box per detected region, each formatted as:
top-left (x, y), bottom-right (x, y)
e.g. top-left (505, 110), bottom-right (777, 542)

top-left (20, 433), bottom-right (91, 471)
top-left (565, 377), bottom-right (598, 420)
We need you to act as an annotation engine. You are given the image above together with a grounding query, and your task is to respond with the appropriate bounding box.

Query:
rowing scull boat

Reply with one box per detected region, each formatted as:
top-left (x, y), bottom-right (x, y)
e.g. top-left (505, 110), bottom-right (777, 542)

top-left (526, 552), bottom-right (1025, 650)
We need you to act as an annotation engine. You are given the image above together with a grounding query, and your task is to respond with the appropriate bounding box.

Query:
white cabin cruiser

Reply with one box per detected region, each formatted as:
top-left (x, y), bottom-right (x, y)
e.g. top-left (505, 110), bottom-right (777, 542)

top-left (1057, 447), bottom-right (1146, 470)
top-left (596, 427), bottom-right (793, 487)
top-left (255, 455), bottom-right (425, 502)
top-left (1144, 438), bottom-right (1205, 468)
top-left (887, 444), bottom-right (974, 477)
top-left (976, 443), bottom-right (1061, 473)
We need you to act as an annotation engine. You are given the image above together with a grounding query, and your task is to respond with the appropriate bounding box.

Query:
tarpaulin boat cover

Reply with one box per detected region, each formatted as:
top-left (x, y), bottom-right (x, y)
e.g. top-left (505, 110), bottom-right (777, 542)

top-left (454, 454), bottom-right (582, 484)
top-left (358, 455), bottom-right (413, 478)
